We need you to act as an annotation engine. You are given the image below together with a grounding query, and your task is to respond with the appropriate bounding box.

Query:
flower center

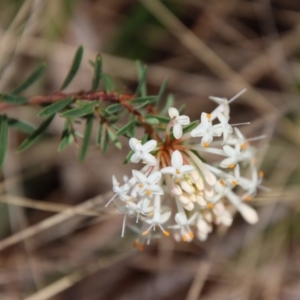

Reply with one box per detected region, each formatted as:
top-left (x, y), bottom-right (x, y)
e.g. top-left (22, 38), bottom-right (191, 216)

top-left (176, 169), bottom-right (181, 174)
top-left (146, 189), bottom-right (152, 196)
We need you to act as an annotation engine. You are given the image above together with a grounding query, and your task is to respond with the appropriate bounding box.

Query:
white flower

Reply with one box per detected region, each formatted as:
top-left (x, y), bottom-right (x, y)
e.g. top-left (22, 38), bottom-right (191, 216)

top-left (196, 215), bottom-right (212, 241)
top-left (132, 170), bottom-right (163, 197)
top-left (169, 212), bottom-right (198, 242)
top-left (143, 209), bottom-right (171, 237)
top-left (213, 203), bottom-right (233, 226)
top-left (127, 199), bottom-right (154, 222)
top-left (239, 166), bottom-right (264, 200)
top-left (129, 138), bottom-right (157, 166)
top-left (214, 112), bottom-right (233, 142)
top-left (226, 190), bottom-right (258, 224)
top-left (161, 150), bottom-right (194, 182)
top-left (191, 112), bottom-right (220, 147)
top-left (168, 107), bottom-right (190, 139)
top-left (112, 175), bottom-right (130, 201)
top-left (220, 143), bottom-right (244, 169)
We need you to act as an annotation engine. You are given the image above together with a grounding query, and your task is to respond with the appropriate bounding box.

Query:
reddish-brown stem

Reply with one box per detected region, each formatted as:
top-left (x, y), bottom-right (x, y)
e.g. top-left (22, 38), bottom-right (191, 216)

top-left (0, 91), bottom-right (134, 111)
top-left (0, 90), bottom-right (161, 141)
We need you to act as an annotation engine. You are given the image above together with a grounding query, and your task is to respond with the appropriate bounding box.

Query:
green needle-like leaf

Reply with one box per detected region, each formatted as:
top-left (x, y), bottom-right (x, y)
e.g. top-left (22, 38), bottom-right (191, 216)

top-left (105, 103), bottom-right (122, 114)
top-left (79, 115), bottom-right (93, 162)
top-left (0, 94), bottom-right (28, 105)
top-left (101, 127), bottom-right (109, 154)
top-left (156, 79), bottom-right (168, 106)
top-left (60, 45), bottom-right (83, 90)
top-left (91, 54), bottom-right (102, 91)
top-left (182, 120), bottom-right (199, 135)
top-left (146, 117), bottom-right (159, 125)
top-left (130, 96), bottom-right (157, 105)
top-left (38, 97), bottom-right (73, 118)
top-left (0, 115), bottom-right (8, 168)
top-left (161, 94), bottom-right (174, 115)
top-left (13, 63), bottom-right (46, 95)
top-left (124, 150), bottom-right (134, 164)
top-left (8, 118), bottom-right (35, 134)
top-left (135, 61), bottom-right (147, 97)
top-left (18, 115), bottom-right (54, 152)
top-left (61, 103), bottom-right (95, 118)
top-left (107, 128), bottom-right (122, 149)
top-left (116, 119), bottom-right (136, 136)
top-left (101, 73), bottom-right (114, 92)
top-left (96, 123), bottom-right (103, 146)
top-left (145, 115), bottom-right (170, 124)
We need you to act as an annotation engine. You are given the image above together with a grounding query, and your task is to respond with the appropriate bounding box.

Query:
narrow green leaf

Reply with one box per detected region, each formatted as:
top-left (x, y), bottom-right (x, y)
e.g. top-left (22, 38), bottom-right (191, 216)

top-left (156, 79), bottom-right (168, 106)
top-left (128, 115), bottom-right (135, 137)
top-left (61, 103), bottom-right (95, 118)
top-left (18, 115), bottom-right (54, 152)
top-left (57, 120), bottom-right (69, 152)
top-left (8, 118), bottom-right (35, 134)
top-left (161, 94), bottom-right (174, 115)
top-left (74, 131), bottom-right (83, 138)
top-left (13, 63), bottom-right (46, 95)
top-left (101, 127), bottom-right (109, 154)
top-left (178, 104), bottom-right (186, 114)
top-left (182, 120), bottom-right (199, 135)
top-left (0, 94), bottom-right (27, 105)
top-left (124, 150), bottom-right (134, 164)
top-left (101, 73), bottom-right (114, 92)
top-left (58, 136), bottom-right (69, 152)
top-left (116, 119), bottom-right (135, 136)
top-left (107, 128), bottom-right (122, 150)
top-left (146, 117), bottom-right (159, 125)
top-left (96, 123), bottom-right (103, 146)
top-left (145, 115), bottom-right (170, 124)
top-left (130, 96), bottom-right (157, 105)
top-left (135, 61), bottom-right (147, 97)
top-left (79, 115), bottom-right (94, 162)
top-left (38, 97), bottom-right (73, 118)
top-left (105, 103), bottom-right (122, 114)
top-left (0, 115), bottom-right (8, 168)
top-left (60, 45), bottom-right (83, 90)
top-left (91, 54), bottom-right (102, 91)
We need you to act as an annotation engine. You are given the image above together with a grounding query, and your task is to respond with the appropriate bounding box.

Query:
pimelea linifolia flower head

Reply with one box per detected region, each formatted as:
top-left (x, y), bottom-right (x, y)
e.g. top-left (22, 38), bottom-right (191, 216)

top-left (106, 89), bottom-right (267, 249)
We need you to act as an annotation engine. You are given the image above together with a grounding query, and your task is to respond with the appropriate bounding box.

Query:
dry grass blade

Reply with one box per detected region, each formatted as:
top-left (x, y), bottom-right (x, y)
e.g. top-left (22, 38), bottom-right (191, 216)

top-left (0, 192), bottom-right (113, 252)
top-left (24, 251), bottom-right (132, 300)
top-left (0, 194), bottom-right (101, 217)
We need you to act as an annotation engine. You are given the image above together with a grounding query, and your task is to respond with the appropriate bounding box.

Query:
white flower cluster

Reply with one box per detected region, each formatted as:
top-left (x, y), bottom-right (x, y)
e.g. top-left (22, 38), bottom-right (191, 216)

top-left (107, 90), bottom-right (266, 249)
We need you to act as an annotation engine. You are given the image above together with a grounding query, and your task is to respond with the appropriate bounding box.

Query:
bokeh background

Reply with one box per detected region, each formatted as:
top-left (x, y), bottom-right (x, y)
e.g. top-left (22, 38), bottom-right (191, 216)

top-left (0, 0), bottom-right (300, 299)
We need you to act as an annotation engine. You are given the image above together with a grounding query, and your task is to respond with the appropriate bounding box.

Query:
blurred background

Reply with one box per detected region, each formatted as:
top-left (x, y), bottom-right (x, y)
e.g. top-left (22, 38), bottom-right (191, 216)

top-left (0, 0), bottom-right (300, 299)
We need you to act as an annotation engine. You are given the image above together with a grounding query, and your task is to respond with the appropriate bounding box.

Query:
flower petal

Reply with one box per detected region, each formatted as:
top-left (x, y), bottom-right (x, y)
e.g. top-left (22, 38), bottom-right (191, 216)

top-left (142, 139), bottom-right (157, 152)
top-left (143, 153), bottom-right (157, 166)
top-left (180, 165), bottom-right (194, 174)
top-left (223, 145), bottom-right (236, 156)
top-left (238, 203), bottom-right (258, 224)
top-left (172, 150), bottom-right (183, 169)
top-left (201, 134), bottom-right (213, 146)
top-left (149, 185), bottom-right (164, 195)
top-left (129, 137), bottom-right (139, 151)
top-left (175, 212), bottom-right (186, 225)
top-left (220, 157), bottom-right (236, 168)
top-left (159, 211), bottom-right (172, 224)
top-left (132, 170), bottom-right (147, 184)
top-left (161, 166), bottom-right (175, 175)
top-left (168, 107), bottom-right (179, 118)
top-left (148, 171), bottom-right (162, 184)
top-left (177, 115), bottom-right (190, 125)
top-left (173, 123), bottom-right (182, 139)
top-left (130, 152), bottom-right (141, 163)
